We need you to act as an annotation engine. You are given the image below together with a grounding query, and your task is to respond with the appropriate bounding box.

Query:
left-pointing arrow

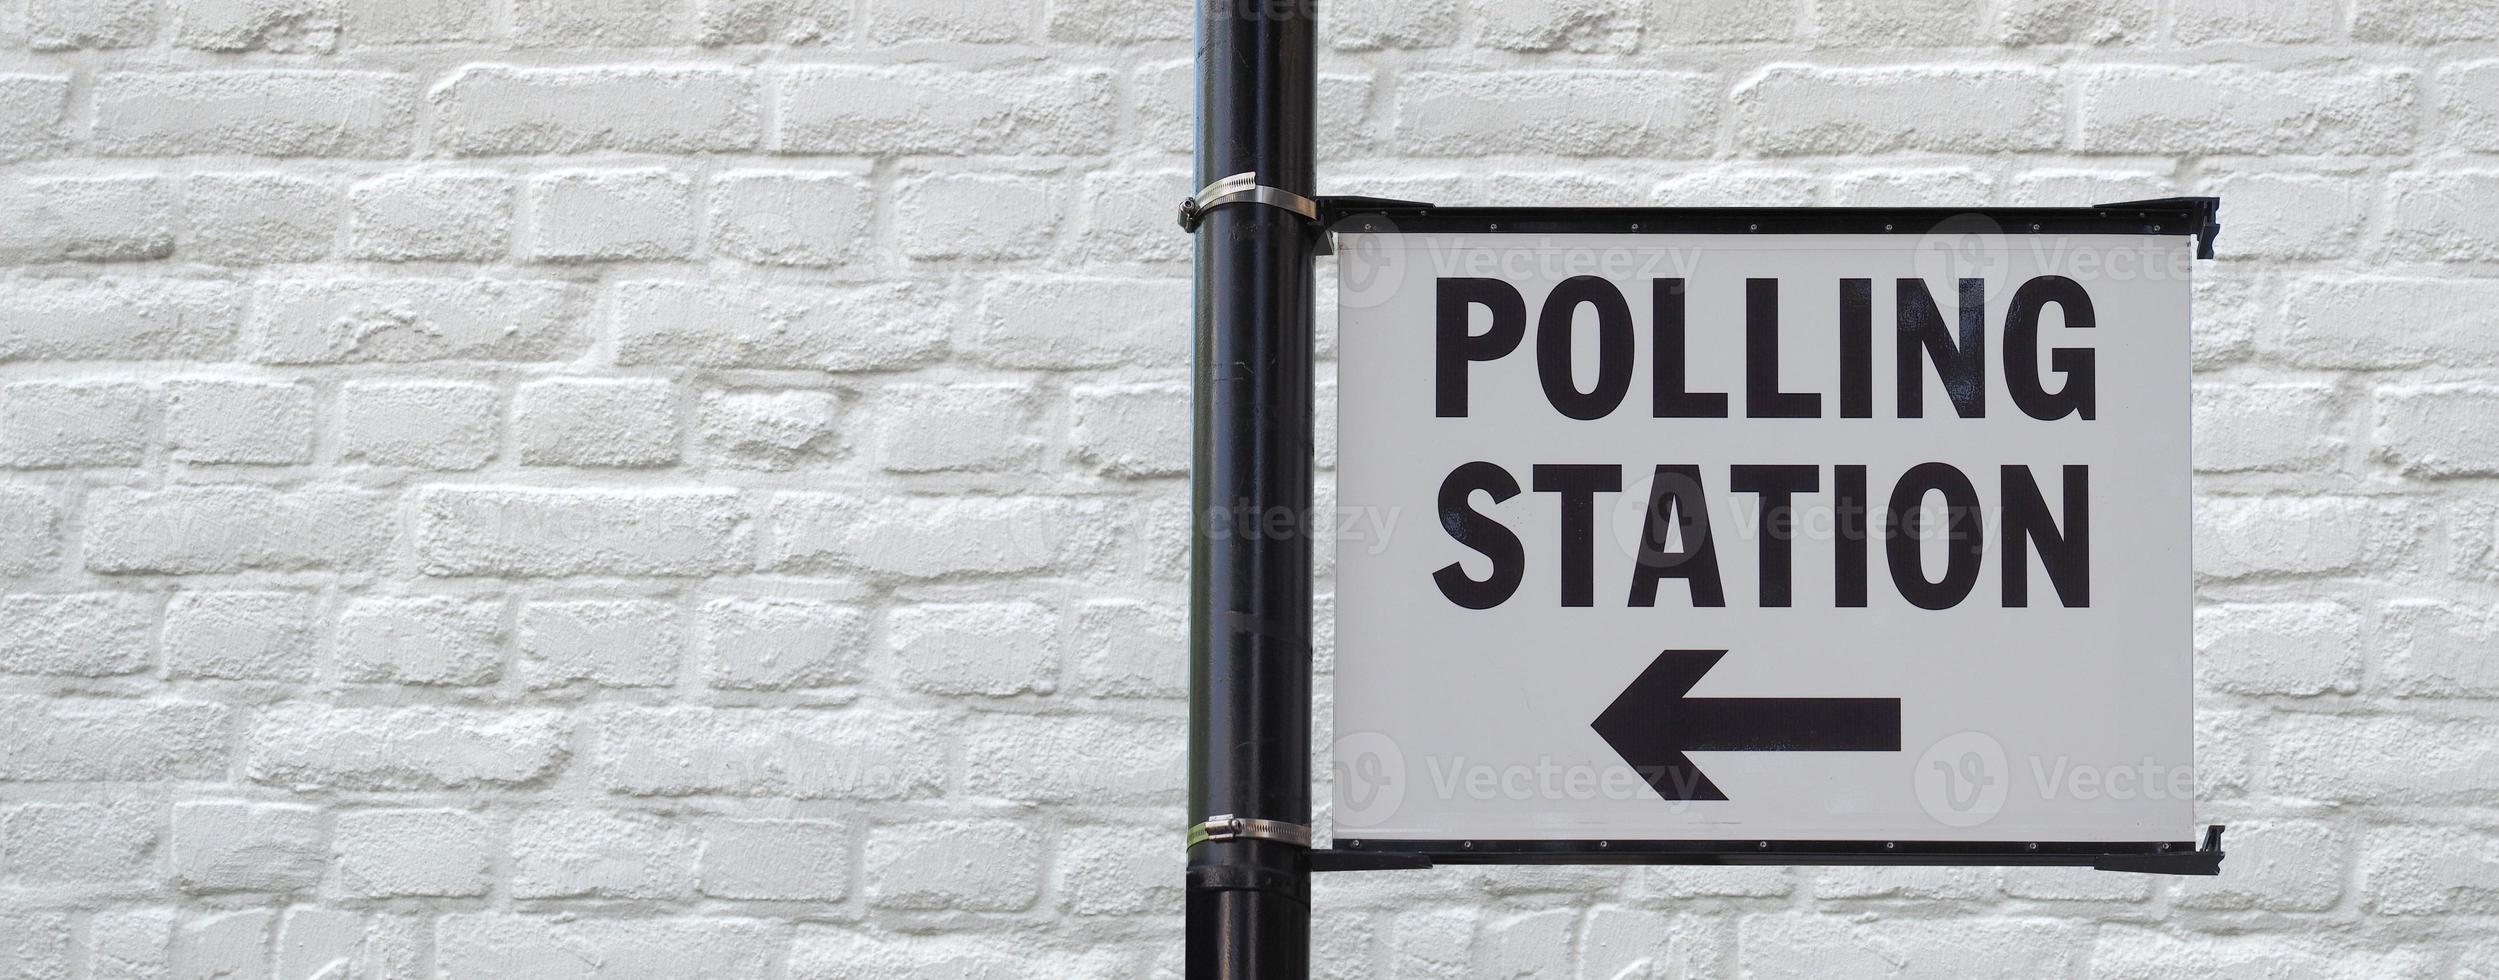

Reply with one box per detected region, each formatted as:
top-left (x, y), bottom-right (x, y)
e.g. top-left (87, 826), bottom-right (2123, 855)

top-left (1592, 649), bottom-right (1902, 802)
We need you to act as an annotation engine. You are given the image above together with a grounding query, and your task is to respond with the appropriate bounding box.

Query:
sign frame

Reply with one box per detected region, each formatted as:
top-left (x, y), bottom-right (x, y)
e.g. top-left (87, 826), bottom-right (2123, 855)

top-left (1314, 198), bottom-right (2225, 877)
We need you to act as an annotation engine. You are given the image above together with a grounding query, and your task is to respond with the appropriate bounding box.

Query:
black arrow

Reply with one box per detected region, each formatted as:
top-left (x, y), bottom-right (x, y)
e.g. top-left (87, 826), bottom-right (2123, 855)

top-left (1592, 649), bottom-right (1901, 802)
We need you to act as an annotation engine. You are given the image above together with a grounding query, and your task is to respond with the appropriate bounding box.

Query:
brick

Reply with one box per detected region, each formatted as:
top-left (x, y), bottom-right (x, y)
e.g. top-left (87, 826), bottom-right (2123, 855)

top-left (1811, 0), bottom-right (1982, 44)
top-left (333, 809), bottom-right (492, 897)
top-left (0, 75), bottom-right (71, 160)
top-left (346, 171), bottom-right (511, 260)
top-left (2008, 169), bottom-right (2172, 206)
top-left (0, 280), bottom-right (241, 362)
top-left (698, 0), bottom-right (848, 43)
top-left (165, 591), bottom-right (320, 682)
top-left (700, 818), bottom-right (850, 900)
top-left (2447, 61), bottom-right (2499, 150)
top-left (432, 66), bottom-right (758, 155)
top-left (342, 0), bottom-right (492, 43)
top-left (1812, 866), bottom-right (2000, 900)
top-left (0, 488), bottom-right (58, 574)
top-left (960, 713), bottom-right (1181, 804)
top-left (2376, 384), bottom-right (2499, 476)
top-left (173, 802), bottom-right (324, 893)
top-left (592, 706), bottom-right (945, 799)
top-left (2000, 867), bottom-right (2150, 902)
top-left (526, 169), bottom-right (695, 262)
top-left (1999, 0), bottom-right (2153, 44)
top-left (175, 911), bottom-right (271, 980)
top-left (414, 487), bottom-right (750, 577)
top-left (699, 389), bottom-right (839, 470)
top-left (869, 0), bottom-right (1032, 42)
top-left (2079, 67), bottom-right (2415, 155)
top-left (1072, 598), bottom-right (1185, 698)
top-left (776, 65), bottom-right (1115, 155)
top-left (1829, 167), bottom-right (1993, 205)
top-left (2195, 172), bottom-right (2368, 259)
top-left (1045, 0), bottom-right (1185, 42)
top-left (895, 172), bottom-right (1061, 260)
top-left (95, 71), bottom-right (415, 157)
top-left (2192, 383), bottom-right (2343, 473)
top-left (2387, 171), bottom-right (2499, 261)
top-left (1074, 169), bottom-right (1189, 264)
top-left (338, 595), bottom-right (504, 686)
top-left (2361, 826), bottom-right (2499, 914)
top-left (1734, 67), bottom-right (2058, 156)
top-left (2354, 0), bottom-right (2499, 41)
top-left (338, 380), bottom-right (499, 469)
top-left (763, 493), bottom-right (1111, 578)
top-left (2270, 713), bottom-right (2499, 803)
top-left (2193, 496), bottom-right (2411, 580)
top-left (276, 910), bottom-right (421, 980)
top-left (701, 596), bottom-right (865, 690)
top-left (438, 917), bottom-right (778, 979)
top-left (0, 593), bottom-right (151, 677)
top-left (1330, 0), bottom-right (1458, 48)
top-left (865, 820), bottom-right (1041, 910)
top-left (520, 599), bottom-right (681, 690)
top-left (2, 800), bottom-right (159, 880)
top-left (2276, 277), bottom-right (2499, 369)
top-left (1477, 0), bottom-right (1640, 51)
top-left (2097, 928), bottom-right (2440, 978)
top-left (0, 381), bottom-right (151, 468)
top-left (88, 908), bottom-right (171, 979)
top-left (1581, 908), bottom-right (1727, 979)
top-left (1398, 71), bottom-right (1715, 156)
top-left (709, 171), bottom-right (871, 267)
top-left (0, 177), bottom-right (175, 262)
top-left (246, 705), bottom-right (568, 789)
top-left (165, 379), bottom-right (316, 464)
top-left (873, 383), bottom-right (1038, 472)
top-left (1069, 383), bottom-right (1185, 478)
top-left (1651, 169), bottom-right (1820, 206)
top-left (87, 485), bottom-right (392, 574)
top-left (2380, 599), bottom-right (2499, 697)
top-left (1740, 915), bottom-right (2078, 977)
top-left (512, 810), bottom-right (697, 899)
top-left (183, 173), bottom-right (338, 264)
top-left (515, 378), bottom-right (681, 467)
top-left (512, 0), bottom-right (683, 45)
top-left (2170, 818), bottom-right (2345, 911)
top-left (614, 280), bottom-right (946, 371)
top-left (2176, 0), bottom-right (2338, 42)
top-left (252, 278), bottom-right (587, 364)
top-left (0, 697), bottom-right (228, 781)
top-left (2194, 602), bottom-right (2362, 697)
top-left (969, 277), bottom-right (1187, 368)
top-left (29, 0), bottom-right (155, 48)
top-left (888, 601), bottom-right (1054, 696)
top-left (1059, 825), bottom-right (1176, 915)
top-left (176, 0), bottom-right (342, 51)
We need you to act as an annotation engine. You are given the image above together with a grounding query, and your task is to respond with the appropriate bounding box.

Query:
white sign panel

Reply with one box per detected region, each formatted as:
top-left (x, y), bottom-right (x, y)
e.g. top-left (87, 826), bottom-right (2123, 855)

top-left (1333, 221), bottom-right (2194, 845)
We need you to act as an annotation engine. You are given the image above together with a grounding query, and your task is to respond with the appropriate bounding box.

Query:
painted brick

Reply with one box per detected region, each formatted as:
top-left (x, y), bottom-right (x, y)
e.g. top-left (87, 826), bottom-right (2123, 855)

top-left (173, 801), bottom-right (324, 893)
top-left (1810, 0), bottom-right (1983, 45)
top-left (519, 599), bottom-right (681, 690)
top-left (1999, 0), bottom-right (2153, 44)
top-left (87, 485), bottom-right (392, 574)
top-left (2, 800), bottom-right (160, 881)
top-left (0, 382), bottom-right (152, 469)
top-left (2379, 599), bottom-right (2499, 697)
top-left (968, 277), bottom-right (1188, 368)
top-left (526, 169), bottom-right (696, 262)
top-left (2175, 0), bottom-right (2339, 43)
top-left (0, 176), bottom-right (174, 262)
top-left (868, 0), bottom-right (1033, 43)
top-left (873, 382), bottom-right (1038, 472)
top-left (709, 171), bottom-right (871, 267)
top-left (2197, 171), bottom-right (2369, 259)
top-left (776, 66), bottom-right (1115, 155)
top-left (697, 0), bottom-right (848, 43)
top-left (1069, 382), bottom-right (1186, 478)
top-left (2354, 0), bottom-right (2499, 41)
top-left (515, 378), bottom-right (681, 468)
top-left (0, 488), bottom-right (59, 575)
top-left (1044, 0), bottom-right (1186, 43)
top-left (2275, 277), bottom-right (2499, 369)
top-left (2170, 818), bottom-right (2346, 911)
top-left (0, 280), bottom-right (241, 363)
top-left (2078, 66), bottom-right (2416, 154)
top-left (94, 71), bottom-right (416, 157)
top-left (251, 278), bottom-right (588, 364)
top-left (432, 66), bottom-right (758, 155)
top-left (2195, 602), bottom-right (2363, 696)
top-left (699, 388), bottom-right (840, 470)
top-left (895, 172), bottom-right (1062, 260)
top-left (246, 705), bottom-right (568, 789)
top-left (182, 173), bottom-right (338, 264)
top-left (511, 810), bottom-right (698, 899)
top-left (888, 601), bottom-right (1055, 696)
top-left (0, 75), bottom-right (71, 160)
top-left (2448, 60), bottom-right (2499, 150)
top-left (1058, 825), bottom-right (1177, 915)
top-left (613, 280), bottom-right (946, 371)
top-left (699, 818), bottom-right (850, 900)
top-left (1330, 0), bottom-right (1459, 48)
top-left (592, 706), bottom-right (946, 799)
top-left (346, 170), bottom-right (512, 260)
top-left (865, 820), bottom-right (1042, 910)
top-left (175, 0), bottom-right (342, 52)
top-left (337, 380), bottom-right (499, 470)
top-left (2193, 496), bottom-right (2415, 580)
top-left (1398, 71), bottom-right (1717, 156)
top-left (1071, 598), bottom-right (1186, 698)
top-left (343, 0), bottom-right (493, 42)
top-left (2192, 382), bottom-right (2344, 473)
top-left (959, 713), bottom-right (1182, 804)
top-left (337, 595), bottom-right (505, 686)
top-left (164, 379), bottom-right (316, 465)
top-left (700, 596), bottom-right (865, 690)
top-left (2376, 384), bottom-right (2499, 476)
top-left (413, 486), bottom-right (751, 577)
top-left (29, 0), bottom-right (156, 48)
top-left (332, 809), bottom-right (493, 897)
top-left (1739, 915), bottom-right (2080, 977)
top-left (2361, 826), bottom-right (2499, 914)
top-left (436, 917), bottom-right (777, 979)
top-left (0, 697), bottom-right (229, 781)
top-left (762, 493), bottom-right (1111, 578)
top-left (2270, 712), bottom-right (2499, 804)
top-left (164, 591), bottom-right (320, 682)
top-left (511, 0), bottom-right (684, 45)
top-left (1734, 67), bottom-right (2060, 155)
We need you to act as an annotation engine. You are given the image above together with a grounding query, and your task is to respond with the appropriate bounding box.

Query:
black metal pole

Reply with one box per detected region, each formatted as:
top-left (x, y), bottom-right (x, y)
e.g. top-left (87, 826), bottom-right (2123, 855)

top-left (1186, 0), bottom-right (1316, 976)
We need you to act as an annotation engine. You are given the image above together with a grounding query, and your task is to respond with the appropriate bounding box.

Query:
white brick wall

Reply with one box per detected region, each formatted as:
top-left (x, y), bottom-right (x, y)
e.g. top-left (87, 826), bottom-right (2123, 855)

top-left (0, 0), bottom-right (2491, 975)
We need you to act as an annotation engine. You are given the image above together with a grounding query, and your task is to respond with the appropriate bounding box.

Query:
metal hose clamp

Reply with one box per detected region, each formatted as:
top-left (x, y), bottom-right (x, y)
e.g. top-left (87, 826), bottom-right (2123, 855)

top-left (1187, 813), bottom-right (1314, 849)
top-left (1178, 171), bottom-right (1321, 232)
